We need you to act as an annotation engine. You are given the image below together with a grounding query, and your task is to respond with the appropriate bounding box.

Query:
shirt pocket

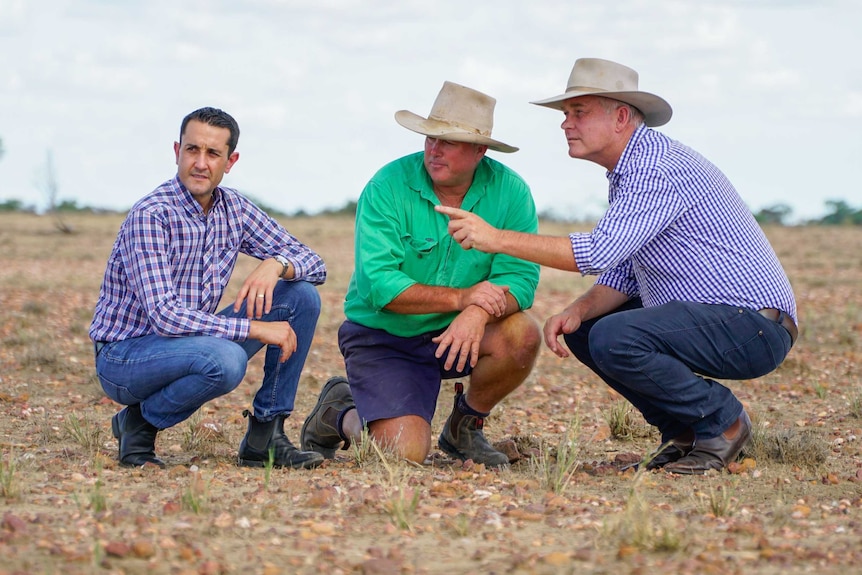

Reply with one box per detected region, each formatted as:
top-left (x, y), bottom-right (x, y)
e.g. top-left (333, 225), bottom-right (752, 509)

top-left (401, 233), bottom-right (438, 280)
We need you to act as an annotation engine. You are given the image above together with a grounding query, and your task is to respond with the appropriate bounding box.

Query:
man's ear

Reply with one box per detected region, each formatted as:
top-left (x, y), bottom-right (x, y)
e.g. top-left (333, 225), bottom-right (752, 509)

top-left (224, 151), bottom-right (240, 173)
top-left (173, 141), bottom-right (180, 165)
top-left (615, 106), bottom-right (632, 131)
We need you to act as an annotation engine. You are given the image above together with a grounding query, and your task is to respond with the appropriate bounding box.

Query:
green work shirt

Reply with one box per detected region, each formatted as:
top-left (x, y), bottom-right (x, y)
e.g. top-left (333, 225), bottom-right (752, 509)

top-left (344, 152), bottom-right (540, 337)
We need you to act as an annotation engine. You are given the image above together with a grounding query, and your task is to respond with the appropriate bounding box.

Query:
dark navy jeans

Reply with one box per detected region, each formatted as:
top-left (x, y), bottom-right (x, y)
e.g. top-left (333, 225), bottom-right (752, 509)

top-left (564, 299), bottom-right (792, 441)
top-left (95, 281), bottom-right (321, 429)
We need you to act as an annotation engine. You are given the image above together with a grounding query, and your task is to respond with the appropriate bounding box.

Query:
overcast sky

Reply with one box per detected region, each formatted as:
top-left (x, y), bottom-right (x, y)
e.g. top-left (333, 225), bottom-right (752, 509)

top-left (1, 0), bottom-right (859, 222)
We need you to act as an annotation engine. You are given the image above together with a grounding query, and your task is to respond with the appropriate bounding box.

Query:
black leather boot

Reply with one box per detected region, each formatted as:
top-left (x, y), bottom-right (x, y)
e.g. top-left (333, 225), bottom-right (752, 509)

top-left (111, 404), bottom-right (165, 468)
top-left (237, 410), bottom-right (324, 469)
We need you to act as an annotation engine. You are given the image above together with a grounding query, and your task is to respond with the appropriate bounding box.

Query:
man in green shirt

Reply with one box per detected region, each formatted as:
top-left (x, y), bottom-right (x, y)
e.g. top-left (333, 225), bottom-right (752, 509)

top-left (301, 82), bottom-right (541, 467)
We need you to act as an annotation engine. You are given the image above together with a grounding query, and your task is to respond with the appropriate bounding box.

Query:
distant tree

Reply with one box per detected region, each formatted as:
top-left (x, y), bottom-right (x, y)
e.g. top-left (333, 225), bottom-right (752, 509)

top-left (319, 200), bottom-right (358, 216)
top-left (0, 199), bottom-right (37, 213)
top-left (818, 200), bottom-right (862, 226)
top-left (240, 192), bottom-right (287, 217)
top-left (754, 204), bottom-right (793, 226)
top-left (35, 150), bottom-right (74, 233)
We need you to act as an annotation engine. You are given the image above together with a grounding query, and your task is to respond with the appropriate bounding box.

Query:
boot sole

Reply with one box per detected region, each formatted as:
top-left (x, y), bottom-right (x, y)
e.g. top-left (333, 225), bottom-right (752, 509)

top-left (237, 456), bottom-right (323, 470)
top-left (437, 434), bottom-right (509, 468)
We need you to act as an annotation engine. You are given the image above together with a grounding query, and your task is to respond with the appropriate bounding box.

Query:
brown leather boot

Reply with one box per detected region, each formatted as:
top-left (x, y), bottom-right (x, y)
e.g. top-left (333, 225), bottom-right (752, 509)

top-left (664, 412), bottom-right (751, 475)
top-left (437, 383), bottom-right (509, 468)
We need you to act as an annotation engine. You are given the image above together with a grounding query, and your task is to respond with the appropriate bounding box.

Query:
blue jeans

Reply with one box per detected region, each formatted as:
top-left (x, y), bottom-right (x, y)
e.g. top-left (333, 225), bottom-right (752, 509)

top-left (564, 299), bottom-right (792, 440)
top-left (94, 281), bottom-right (321, 429)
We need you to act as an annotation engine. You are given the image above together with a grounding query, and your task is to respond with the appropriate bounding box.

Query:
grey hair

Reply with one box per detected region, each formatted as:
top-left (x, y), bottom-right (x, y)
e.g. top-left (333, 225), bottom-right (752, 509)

top-left (599, 97), bottom-right (645, 128)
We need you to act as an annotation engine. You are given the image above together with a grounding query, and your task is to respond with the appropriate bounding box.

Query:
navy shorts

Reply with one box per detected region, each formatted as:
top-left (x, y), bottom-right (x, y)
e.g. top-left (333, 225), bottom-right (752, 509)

top-left (337, 320), bottom-right (472, 424)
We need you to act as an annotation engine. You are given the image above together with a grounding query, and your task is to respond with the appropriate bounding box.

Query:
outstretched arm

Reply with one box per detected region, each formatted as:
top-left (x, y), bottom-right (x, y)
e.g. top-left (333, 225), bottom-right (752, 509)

top-left (436, 205), bottom-right (580, 272)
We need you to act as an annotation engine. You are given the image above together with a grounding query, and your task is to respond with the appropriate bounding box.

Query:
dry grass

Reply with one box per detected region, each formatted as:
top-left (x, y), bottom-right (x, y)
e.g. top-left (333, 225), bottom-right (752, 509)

top-left (1, 213), bottom-right (862, 574)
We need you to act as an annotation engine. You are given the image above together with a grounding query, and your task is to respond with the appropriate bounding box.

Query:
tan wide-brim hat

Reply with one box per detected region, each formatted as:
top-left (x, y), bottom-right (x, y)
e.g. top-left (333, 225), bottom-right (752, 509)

top-left (395, 81), bottom-right (518, 153)
top-left (531, 58), bottom-right (673, 127)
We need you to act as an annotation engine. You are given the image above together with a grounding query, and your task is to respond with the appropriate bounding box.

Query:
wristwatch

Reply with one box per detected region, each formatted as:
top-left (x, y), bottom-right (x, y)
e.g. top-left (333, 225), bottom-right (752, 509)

top-left (274, 255), bottom-right (291, 279)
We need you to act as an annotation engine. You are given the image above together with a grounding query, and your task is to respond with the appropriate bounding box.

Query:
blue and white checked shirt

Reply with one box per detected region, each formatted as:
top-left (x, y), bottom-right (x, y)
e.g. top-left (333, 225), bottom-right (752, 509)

top-left (89, 176), bottom-right (326, 343)
top-left (569, 124), bottom-right (797, 323)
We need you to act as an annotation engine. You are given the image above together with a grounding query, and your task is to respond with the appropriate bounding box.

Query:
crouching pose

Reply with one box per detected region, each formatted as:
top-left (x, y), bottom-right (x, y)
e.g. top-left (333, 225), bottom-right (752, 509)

top-left (437, 59), bottom-right (798, 474)
top-left (90, 107), bottom-right (327, 470)
top-left (301, 82), bottom-right (541, 466)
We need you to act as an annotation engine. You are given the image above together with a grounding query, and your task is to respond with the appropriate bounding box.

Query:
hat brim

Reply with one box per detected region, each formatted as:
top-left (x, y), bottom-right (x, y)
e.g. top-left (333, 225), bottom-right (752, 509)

top-left (530, 90), bottom-right (673, 127)
top-left (395, 110), bottom-right (519, 153)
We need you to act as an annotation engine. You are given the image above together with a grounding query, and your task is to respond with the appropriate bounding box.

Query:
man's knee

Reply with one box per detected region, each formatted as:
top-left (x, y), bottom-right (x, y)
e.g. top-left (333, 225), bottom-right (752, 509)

top-left (273, 281), bottom-right (321, 319)
top-left (368, 416), bottom-right (431, 463)
top-left (196, 340), bottom-right (248, 394)
top-left (492, 312), bottom-right (541, 366)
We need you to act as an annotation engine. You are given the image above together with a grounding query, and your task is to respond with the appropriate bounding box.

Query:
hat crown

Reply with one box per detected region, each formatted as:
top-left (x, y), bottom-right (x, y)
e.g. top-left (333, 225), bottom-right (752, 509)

top-left (566, 58), bottom-right (639, 94)
top-left (530, 57), bottom-right (673, 127)
top-left (394, 81), bottom-right (518, 152)
top-left (427, 81), bottom-right (495, 137)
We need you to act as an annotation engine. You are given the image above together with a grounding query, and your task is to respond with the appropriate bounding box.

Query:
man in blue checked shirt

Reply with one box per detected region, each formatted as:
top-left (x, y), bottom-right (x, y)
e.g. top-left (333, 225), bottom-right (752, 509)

top-left (90, 107), bottom-right (327, 470)
top-left (438, 58), bottom-right (798, 475)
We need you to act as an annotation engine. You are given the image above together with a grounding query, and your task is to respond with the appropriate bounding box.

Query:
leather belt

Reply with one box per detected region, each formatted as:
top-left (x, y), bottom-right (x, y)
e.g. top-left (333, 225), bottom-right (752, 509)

top-left (94, 341), bottom-right (107, 355)
top-left (758, 308), bottom-right (798, 346)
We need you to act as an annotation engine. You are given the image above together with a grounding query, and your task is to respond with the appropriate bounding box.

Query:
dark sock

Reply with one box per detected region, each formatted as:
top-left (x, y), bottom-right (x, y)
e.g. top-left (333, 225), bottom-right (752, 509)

top-left (457, 394), bottom-right (490, 418)
top-left (334, 406), bottom-right (356, 440)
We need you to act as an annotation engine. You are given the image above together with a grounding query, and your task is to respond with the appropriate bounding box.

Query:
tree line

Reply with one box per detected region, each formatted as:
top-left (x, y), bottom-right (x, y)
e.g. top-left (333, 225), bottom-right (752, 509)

top-left (0, 135), bottom-right (859, 225)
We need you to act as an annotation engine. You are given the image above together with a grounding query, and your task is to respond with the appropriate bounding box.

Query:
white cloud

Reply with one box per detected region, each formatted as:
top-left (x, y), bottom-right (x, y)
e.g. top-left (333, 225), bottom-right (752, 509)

top-left (0, 0), bottom-right (859, 221)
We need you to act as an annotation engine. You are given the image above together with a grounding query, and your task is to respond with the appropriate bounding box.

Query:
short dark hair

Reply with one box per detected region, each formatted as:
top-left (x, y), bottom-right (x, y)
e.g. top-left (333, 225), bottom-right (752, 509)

top-left (180, 107), bottom-right (240, 155)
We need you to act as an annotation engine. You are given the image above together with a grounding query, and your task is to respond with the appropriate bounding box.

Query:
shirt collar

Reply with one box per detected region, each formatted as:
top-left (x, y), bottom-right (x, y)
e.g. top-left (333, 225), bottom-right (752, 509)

top-left (170, 175), bottom-right (223, 217)
top-left (608, 123), bottom-right (649, 182)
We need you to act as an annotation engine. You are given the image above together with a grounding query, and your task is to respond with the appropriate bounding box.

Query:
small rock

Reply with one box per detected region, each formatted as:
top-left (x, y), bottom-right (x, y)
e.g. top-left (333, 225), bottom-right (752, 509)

top-left (104, 541), bottom-right (131, 558)
top-left (493, 438), bottom-right (521, 462)
top-left (132, 539), bottom-right (156, 558)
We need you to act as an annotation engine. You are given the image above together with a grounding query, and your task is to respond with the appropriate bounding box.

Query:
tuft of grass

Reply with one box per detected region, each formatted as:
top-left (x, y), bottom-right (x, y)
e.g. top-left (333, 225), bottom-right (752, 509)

top-left (349, 426), bottom-right (376, 467)
top-left (743, 422), bottom-right (829, 470)
top-left (89, 466), bottom-right (107, 513)
top-left (693, 479), bottom-right (738, 517)
top-left (181, 472), bottom-right (210, 514)
top-left (383, 486), bottom-right (420, 531)
top-left (531, 417), bottom-right (581, 494)
top-left (0, 450), bottom-right (21, 500)
top-left (18, 348), bottom-right (64, 370)
top-left (812, 382), bottom-right (828, 399)
top-left (602, 471), bottom-right (685, 553)
top-left (21, 301), bottom-right (48, 316)
top-left (368, 439), bottom-right (421, 531)
top-left (64, 413), bottom-right (105, 458)
top-left (849, 394), bottom-right (862, 419)
top-left (181, 412), bottom-right (230, 458)
top-left (603, 400), bottom-right (652, 440)
top-left (263, 447), bottom-right (276, 490)
top-left (445, 514), bottom-right (471, 537)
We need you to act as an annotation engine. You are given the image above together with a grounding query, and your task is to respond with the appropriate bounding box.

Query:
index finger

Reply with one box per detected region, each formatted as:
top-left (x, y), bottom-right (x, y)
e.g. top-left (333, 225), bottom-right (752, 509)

top-left (435, 205), bottom-right (469, 219)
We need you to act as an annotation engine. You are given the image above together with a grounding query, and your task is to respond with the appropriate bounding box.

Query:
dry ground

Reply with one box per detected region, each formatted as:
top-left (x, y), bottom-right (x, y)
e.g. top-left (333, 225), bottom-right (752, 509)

top-left (1, 212), bottom-right (861, 575)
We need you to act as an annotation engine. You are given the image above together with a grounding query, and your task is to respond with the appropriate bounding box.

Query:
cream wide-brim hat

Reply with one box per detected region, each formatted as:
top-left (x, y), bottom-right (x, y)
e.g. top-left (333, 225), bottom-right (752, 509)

top-left (395, 81), bottom-right (518, 153)
top-left (531, 58), bottom-right (673, 127)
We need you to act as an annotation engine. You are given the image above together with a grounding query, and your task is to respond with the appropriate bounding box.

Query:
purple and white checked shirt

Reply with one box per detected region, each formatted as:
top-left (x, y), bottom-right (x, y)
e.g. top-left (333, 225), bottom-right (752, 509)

top-left (569, 124), bottom-right (797, 323)
top-left (89, 177), bottom-right (326, 343)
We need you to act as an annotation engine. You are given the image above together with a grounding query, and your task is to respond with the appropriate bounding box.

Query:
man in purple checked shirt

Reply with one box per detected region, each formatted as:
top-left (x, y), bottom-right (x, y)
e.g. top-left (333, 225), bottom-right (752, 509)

top-left (438, 58), bottom-right (798, 475)
top-left (90, 107), bottom-right (326, 470)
